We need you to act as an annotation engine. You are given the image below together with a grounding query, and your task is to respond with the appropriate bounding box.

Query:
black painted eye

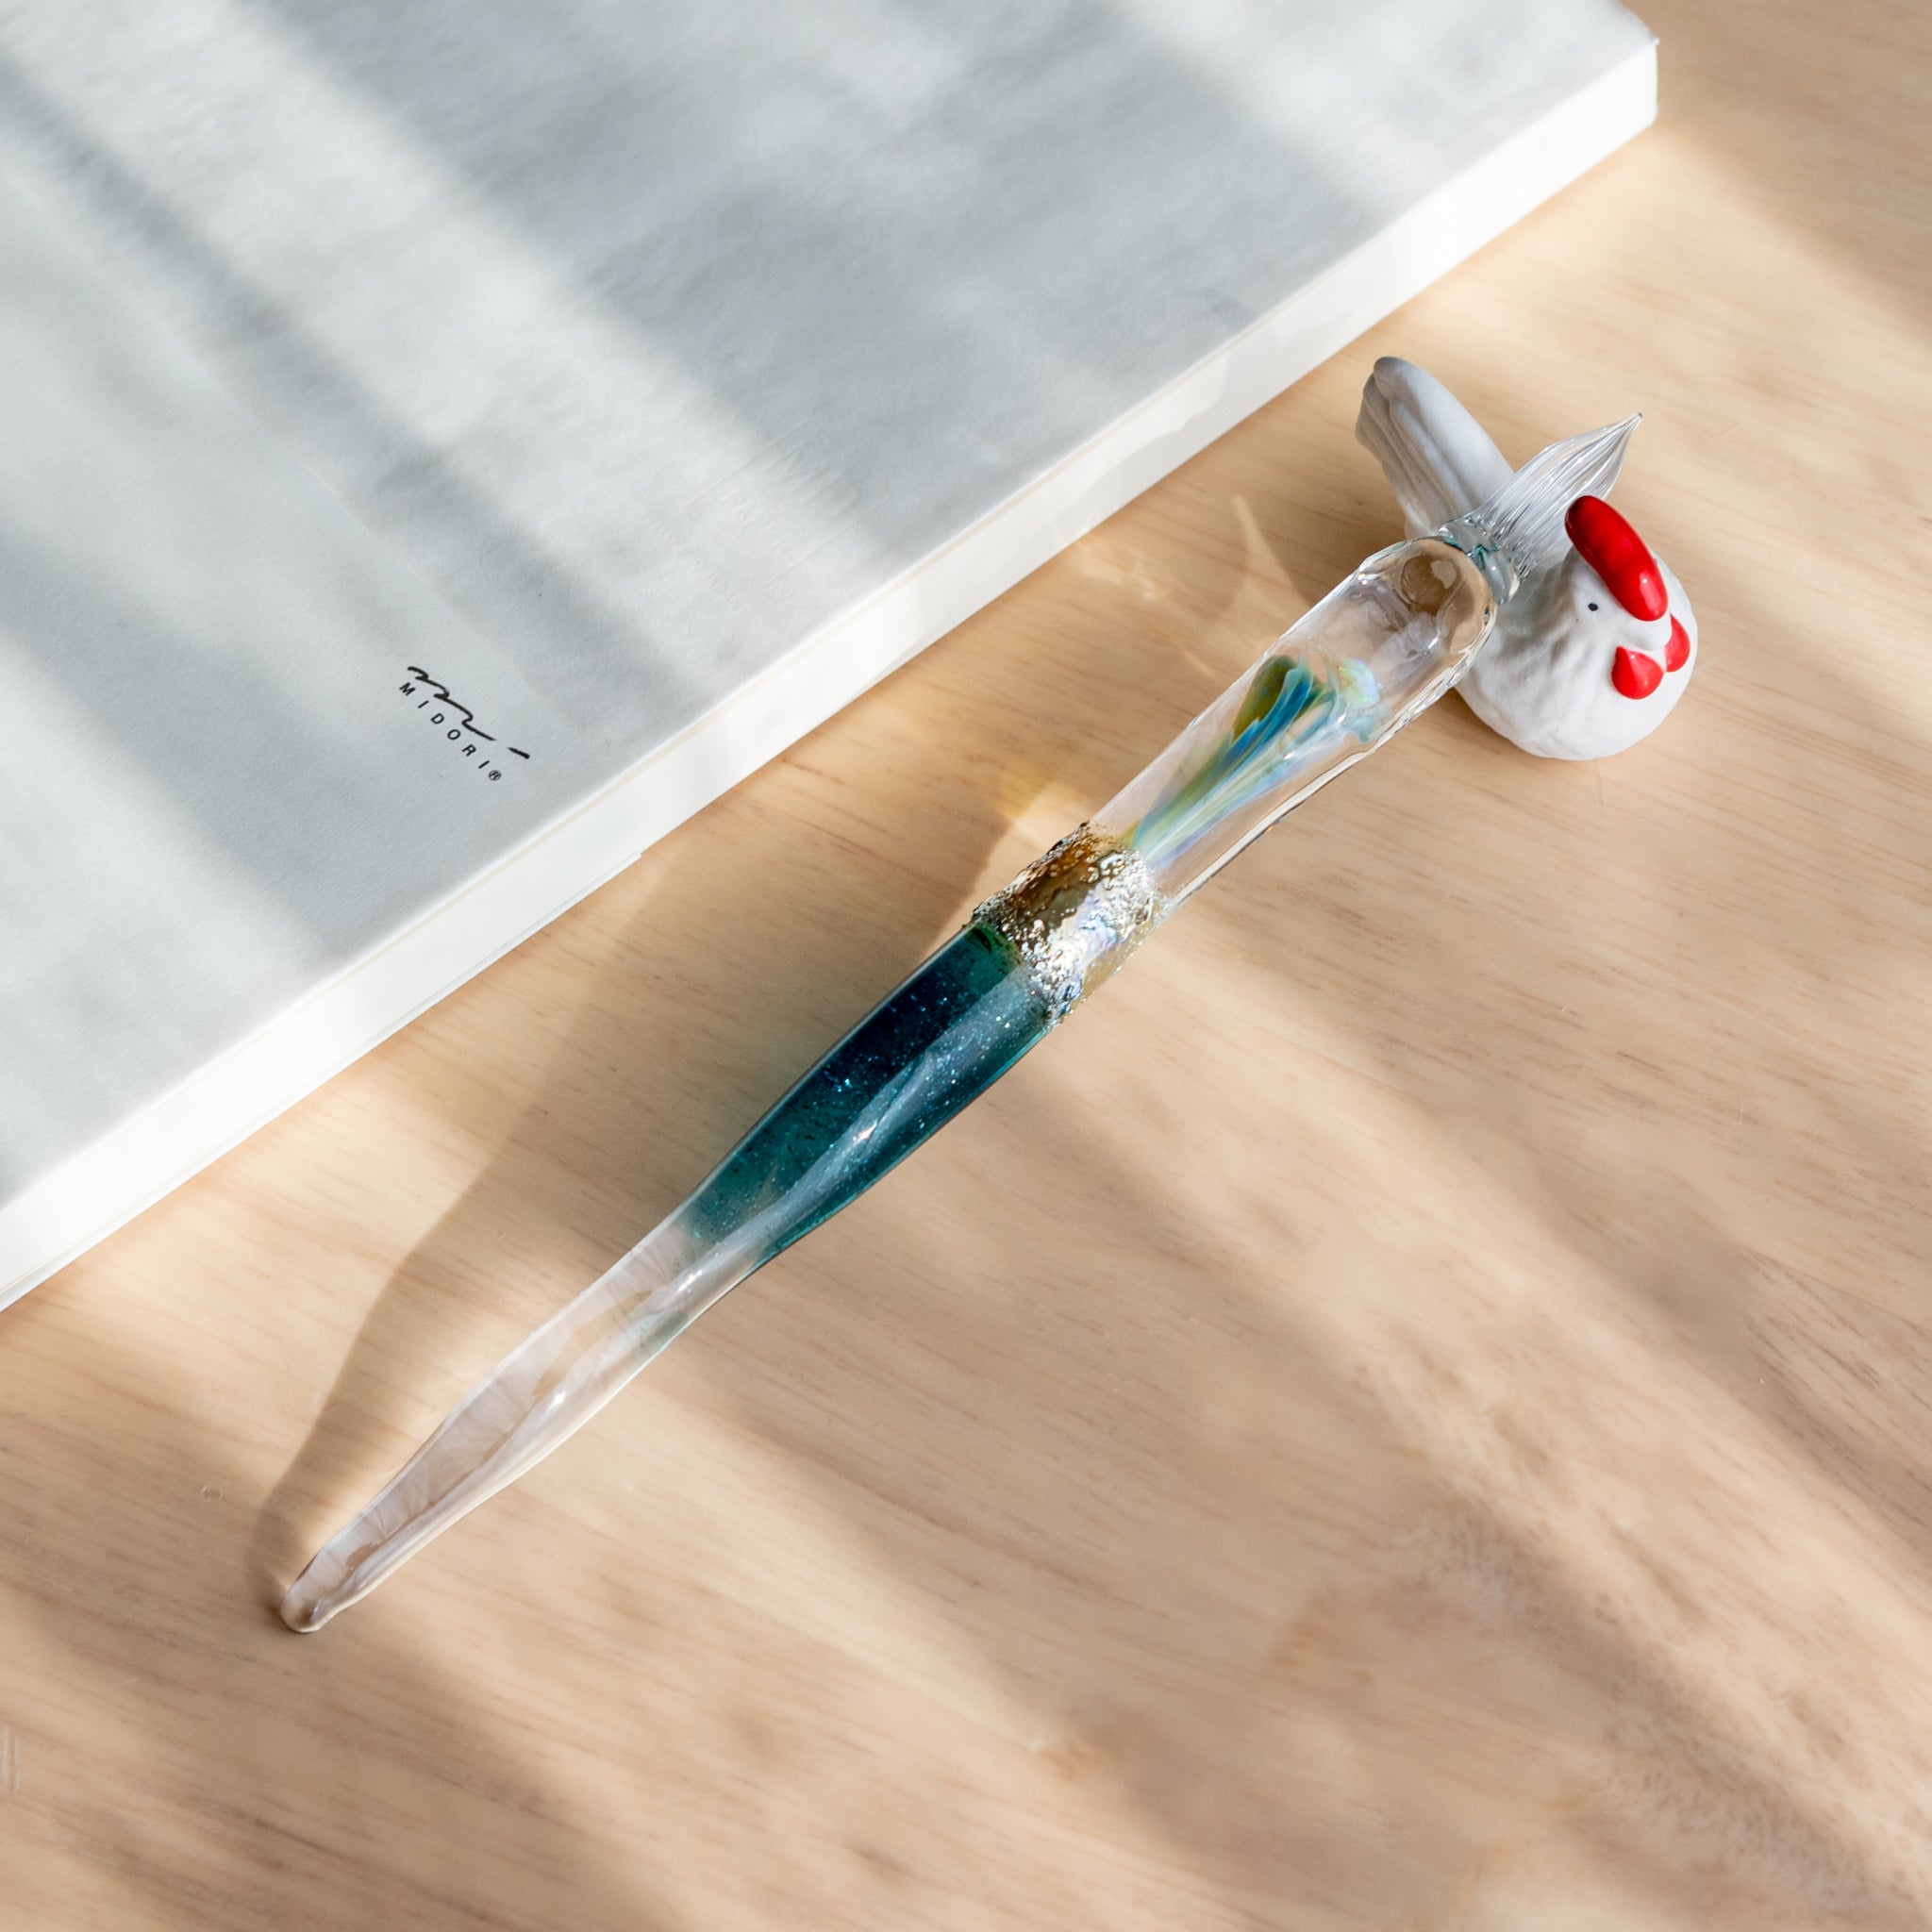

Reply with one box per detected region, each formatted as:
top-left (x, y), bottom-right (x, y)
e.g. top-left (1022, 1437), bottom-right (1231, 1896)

top-left (1588, 602), bottom-right (1599, 611)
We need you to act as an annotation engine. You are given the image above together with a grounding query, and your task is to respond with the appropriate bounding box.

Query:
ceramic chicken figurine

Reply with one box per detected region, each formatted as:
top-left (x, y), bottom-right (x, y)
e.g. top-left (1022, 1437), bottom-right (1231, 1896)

top-left (1357, 357), bottom-right (1696, 759)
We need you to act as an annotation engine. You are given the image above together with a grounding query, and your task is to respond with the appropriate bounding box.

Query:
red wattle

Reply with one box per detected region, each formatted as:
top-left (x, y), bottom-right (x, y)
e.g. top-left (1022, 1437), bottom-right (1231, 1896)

top-left (1612, 647), bottom-right (1664, 700)
top-left (1665, 616), bottom-right (1690, 673)
top-left (1567, 495), bottom-right (1669, 621)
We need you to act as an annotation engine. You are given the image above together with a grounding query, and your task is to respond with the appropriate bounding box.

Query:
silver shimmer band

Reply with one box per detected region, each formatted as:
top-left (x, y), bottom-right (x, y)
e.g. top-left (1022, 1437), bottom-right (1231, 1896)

top-left (974, 826), bottom-right (1168, 1023)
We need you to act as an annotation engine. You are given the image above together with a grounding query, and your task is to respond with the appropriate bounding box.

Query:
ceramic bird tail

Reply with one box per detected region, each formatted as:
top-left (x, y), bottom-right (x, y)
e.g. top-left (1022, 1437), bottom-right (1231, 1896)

top-left (1357, 357), bottom-right (1697, 760)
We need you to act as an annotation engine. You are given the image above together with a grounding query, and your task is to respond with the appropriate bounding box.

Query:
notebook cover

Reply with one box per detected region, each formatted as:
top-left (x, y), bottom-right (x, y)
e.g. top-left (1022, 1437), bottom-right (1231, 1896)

top-left (0, 0), bottom-right (1657, 1305)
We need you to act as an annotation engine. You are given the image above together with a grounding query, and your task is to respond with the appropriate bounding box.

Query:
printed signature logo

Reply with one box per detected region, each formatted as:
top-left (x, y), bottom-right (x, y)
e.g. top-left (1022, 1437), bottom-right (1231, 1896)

top-left (398, 668), bottom-right (532, 780)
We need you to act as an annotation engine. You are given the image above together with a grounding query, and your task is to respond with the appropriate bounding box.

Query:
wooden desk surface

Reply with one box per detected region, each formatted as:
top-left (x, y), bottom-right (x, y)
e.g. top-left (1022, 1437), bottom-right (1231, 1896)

top-left (6, 4), bottom-right (1931, 1925)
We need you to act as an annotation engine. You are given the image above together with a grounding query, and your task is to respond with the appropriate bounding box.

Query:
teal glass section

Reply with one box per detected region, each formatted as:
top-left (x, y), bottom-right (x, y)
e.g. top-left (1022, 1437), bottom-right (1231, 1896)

top-left (683, 921), bottom-right (1053, 1257)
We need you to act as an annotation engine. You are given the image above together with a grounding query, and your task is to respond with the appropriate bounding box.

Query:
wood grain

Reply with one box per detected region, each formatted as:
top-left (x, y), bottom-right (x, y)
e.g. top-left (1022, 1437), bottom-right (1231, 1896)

top-left (5, 3), bottom-right (1932, 1924)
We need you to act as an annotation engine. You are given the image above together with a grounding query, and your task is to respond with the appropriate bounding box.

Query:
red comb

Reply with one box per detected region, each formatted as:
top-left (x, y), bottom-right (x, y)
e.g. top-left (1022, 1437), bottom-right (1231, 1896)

top-left (1566, 496), bottom-right (1668, 621)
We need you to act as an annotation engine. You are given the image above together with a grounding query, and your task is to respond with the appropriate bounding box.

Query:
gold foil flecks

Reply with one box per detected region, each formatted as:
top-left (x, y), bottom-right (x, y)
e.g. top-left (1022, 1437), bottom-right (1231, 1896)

top-left (974, 826), bottom-right (1168, 1022)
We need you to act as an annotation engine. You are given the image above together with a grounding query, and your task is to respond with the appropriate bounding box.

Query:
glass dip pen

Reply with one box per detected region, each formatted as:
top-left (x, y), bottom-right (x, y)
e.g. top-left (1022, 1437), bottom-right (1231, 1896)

top-left (281, 412), bottom-right (1636, 1631)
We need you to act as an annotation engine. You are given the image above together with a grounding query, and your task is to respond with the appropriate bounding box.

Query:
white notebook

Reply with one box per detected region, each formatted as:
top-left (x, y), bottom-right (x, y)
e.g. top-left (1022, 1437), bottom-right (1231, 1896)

top-left (0, 0), bottom-right (1656, 1307)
